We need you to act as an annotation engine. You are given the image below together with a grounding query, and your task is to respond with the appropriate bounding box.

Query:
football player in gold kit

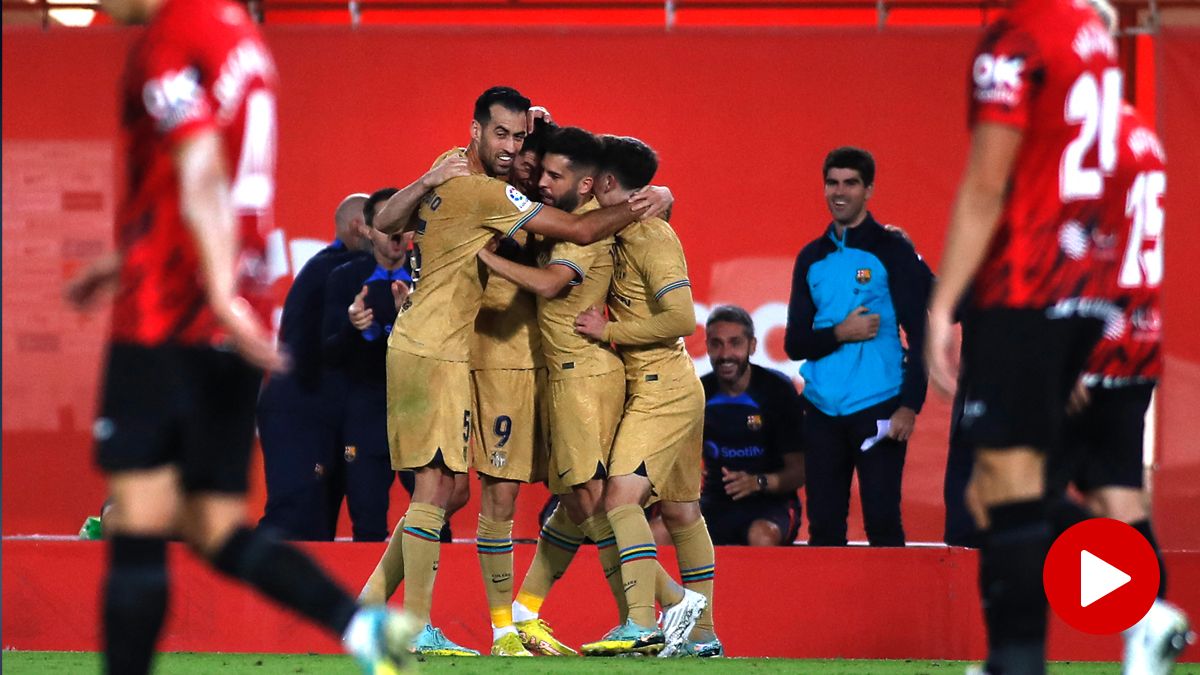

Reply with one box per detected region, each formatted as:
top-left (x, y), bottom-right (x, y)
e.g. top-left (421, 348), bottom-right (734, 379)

top-left (574, 136), bottom-right (719, 657)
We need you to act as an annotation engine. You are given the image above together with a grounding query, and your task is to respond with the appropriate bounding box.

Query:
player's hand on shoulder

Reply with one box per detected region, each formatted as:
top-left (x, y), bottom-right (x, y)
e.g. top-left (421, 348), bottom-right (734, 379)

top-left (64, 251), bottom-right (122, 310)
top-left (630, 185), bottom-right (673, 221)
top-left (218, 297), bottom-right (289, 373)
top-left (424, 154), bottom-right (471, 189)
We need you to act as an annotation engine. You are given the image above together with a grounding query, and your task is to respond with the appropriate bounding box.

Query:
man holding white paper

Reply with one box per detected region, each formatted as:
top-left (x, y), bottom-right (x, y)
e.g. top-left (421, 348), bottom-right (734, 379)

top-left (784, 147), bottom-right (933, 547)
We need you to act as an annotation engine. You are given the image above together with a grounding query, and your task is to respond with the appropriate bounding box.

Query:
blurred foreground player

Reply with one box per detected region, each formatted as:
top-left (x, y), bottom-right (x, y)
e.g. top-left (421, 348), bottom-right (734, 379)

top-left (926, 1), bottom-right (1121, 673)
top-left (1056, 101), bottom-right (1190, 673)
top-left (926, 0), bottom-right (1123, 667)
top-left (66, 0), bottom-right (415, 670)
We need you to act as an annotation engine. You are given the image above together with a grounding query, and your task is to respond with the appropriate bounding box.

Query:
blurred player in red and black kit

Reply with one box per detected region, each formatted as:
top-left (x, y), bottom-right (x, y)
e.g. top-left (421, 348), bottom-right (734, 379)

top-left (1050, 98), bottom-right (1191, 672)
top-left (925, 0), bottom-right (1123, 672)
top-left (65, 0), bottom-right (415, 671)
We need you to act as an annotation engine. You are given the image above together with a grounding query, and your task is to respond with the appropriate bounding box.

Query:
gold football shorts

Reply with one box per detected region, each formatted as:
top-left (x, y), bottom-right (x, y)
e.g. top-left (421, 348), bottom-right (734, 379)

top-left (470, 367), bottom-right (548, 482)
top-left (546, 367), bottom-right (626, 494)
top-left (386, 349), bottom-right (471, 473)
top-left (609, 375), bottom-right (705, 503)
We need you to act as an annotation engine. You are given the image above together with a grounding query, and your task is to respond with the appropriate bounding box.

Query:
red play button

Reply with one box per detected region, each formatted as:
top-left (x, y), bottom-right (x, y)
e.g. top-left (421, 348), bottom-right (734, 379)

top-left (1044, 518), bottom-right (1160, 634)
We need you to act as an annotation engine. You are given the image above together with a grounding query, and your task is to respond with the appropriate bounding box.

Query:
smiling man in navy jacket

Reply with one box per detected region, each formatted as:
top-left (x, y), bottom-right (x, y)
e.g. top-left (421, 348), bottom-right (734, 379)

top-left (784, 147), bottom-right (933, 547)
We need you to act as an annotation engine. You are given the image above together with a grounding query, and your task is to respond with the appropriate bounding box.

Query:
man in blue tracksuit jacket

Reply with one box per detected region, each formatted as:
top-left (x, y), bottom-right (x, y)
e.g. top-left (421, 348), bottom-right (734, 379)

top-left (785, 147), bottom-right (932, 547)
top-left (323, 187), bottom-right (412, 542)
top-left (258, 194), bottom-right (371, 540)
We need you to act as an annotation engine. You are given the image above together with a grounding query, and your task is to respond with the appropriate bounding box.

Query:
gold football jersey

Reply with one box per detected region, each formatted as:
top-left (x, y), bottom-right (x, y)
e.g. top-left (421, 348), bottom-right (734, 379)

top-left (388, 149), bottom-right (544, 362)
top-left (471, 227), bottom-right (544, 370)
top-left (608, 217), bottom-right (695, 384)
top-left (536, 198), bottom-right (623, 379)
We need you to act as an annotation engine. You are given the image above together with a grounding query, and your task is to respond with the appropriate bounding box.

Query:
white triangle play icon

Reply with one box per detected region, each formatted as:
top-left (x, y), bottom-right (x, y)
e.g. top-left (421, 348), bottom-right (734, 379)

top-left (1080, 550), bottom-right (1131, 608)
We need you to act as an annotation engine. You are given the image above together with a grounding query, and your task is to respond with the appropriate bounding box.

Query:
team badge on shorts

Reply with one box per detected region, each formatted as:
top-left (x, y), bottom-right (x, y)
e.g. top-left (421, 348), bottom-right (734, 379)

top-left (490, 451), bottom-right (508, 468)
top-left (747, 414), bottom-right (763, 431)
top-left (344, 445), bottom-right (357, 462)
top-left (856, 268), bottom-right (872, 284)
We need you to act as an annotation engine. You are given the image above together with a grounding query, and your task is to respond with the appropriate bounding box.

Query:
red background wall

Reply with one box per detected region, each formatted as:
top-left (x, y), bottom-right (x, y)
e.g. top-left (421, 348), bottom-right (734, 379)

top-left (3, 26), bottom-right (1199, 548)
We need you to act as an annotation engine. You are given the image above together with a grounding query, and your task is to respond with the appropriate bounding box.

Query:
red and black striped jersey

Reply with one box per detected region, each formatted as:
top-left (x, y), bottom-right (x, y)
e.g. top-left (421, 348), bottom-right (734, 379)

top-left (112, 0), bottom-right (276, 346)
top-left (966, 0), bottom-right (1120, 311)
top-left (1084, 106), bottom-right (1165, 384)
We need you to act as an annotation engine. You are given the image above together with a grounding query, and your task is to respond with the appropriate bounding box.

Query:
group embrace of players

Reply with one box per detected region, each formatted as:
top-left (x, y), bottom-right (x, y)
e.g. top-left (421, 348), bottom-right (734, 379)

top-left (351, 86), bottom-right (719, 659)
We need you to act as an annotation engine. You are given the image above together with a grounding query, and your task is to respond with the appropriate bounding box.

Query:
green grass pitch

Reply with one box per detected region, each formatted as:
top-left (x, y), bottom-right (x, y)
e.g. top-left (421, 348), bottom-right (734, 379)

top-left (0, 652), bottom-right (1136, 674)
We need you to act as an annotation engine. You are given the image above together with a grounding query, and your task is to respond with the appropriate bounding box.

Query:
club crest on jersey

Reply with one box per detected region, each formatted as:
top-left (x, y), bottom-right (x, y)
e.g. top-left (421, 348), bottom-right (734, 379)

top-left (746, 414), bottom-right (763, 431)
top-left (855, 268), bottom-right (872, 284)
top-left (344, 445), bottom-right (357, 462)
top-left (490, 451), bottom-right (507, 468)
top-left (506, 184), bottom-right (533, 212)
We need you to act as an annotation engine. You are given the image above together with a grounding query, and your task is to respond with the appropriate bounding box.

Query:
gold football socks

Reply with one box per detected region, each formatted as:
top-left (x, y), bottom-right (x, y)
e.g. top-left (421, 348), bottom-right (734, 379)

top-left (668, 516), bottom-right (716, 640)
top-left (514, 505), bottom-right (584, 618)
top-left (359, 517), bottom-right (405, 605)
top-left (401, 502), bottom-right (446, 624)
top-left (579, 514), bottom-right (628, 623)
top-left (607, 504), bottom-right (659, 627)
top-left (476, 515), bottom-right (517, 634)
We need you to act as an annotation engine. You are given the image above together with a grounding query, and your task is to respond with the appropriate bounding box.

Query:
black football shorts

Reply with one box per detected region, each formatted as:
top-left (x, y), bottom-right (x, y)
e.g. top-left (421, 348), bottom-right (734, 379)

top-left (1056, 382), bottom-right (1155, 493)
top-left (95, 343), bottom-right (262, 493)
top-left (957, 308), bottom-right (1103, 455)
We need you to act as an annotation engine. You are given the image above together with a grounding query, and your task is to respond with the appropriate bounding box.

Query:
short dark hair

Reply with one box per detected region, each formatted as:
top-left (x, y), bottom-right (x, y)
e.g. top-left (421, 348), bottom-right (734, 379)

top-left (598, 135), bottom-right (658, 191)
top-left (706, 304), bottom-right (755, 338)
top-left (822, 146), bottom-right (875, 187)
top-left (521, 117), bottom-right (557, 155)
top-left (364, 187), bottom-right (399, 227)
top-left (543, 126), bottom-right (602, 173)
top-left (474, 86), bottom-right (531, 126)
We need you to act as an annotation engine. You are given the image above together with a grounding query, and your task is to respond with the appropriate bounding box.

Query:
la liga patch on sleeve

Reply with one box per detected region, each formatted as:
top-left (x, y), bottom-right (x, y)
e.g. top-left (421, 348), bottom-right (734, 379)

top-left (506, 184), bottom-right (533, 212)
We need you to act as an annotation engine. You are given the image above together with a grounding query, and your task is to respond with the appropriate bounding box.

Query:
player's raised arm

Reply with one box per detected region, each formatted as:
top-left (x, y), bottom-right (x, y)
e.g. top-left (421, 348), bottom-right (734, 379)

top-left (520, 200), bottom-right (644, 245)
top-left (477, 246), bottom-right (576, 299)
top-left (575, 273), bottom-right (695, 346)
top-left (174, 129), bottom-right (286, 373)
top-left (925, 122), bottom-right (1022, 395)
top-left (375, 153), bottom-right (471, 235)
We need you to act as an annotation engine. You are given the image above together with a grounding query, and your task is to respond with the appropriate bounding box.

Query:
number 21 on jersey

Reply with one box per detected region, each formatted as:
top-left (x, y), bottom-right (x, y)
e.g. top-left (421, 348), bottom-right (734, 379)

top-left (1061, 68), bottom-right (1122, 202)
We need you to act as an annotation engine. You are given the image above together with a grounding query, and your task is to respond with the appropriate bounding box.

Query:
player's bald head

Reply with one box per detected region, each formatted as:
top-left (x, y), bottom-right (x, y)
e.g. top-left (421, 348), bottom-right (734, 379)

top-left (334, 193), bottom-right (369, 243)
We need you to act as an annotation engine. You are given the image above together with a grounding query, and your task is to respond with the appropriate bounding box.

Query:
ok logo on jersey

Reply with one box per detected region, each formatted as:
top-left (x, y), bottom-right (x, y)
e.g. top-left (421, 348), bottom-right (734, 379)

top-left (973, 53), bottom-right (1025, 106)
